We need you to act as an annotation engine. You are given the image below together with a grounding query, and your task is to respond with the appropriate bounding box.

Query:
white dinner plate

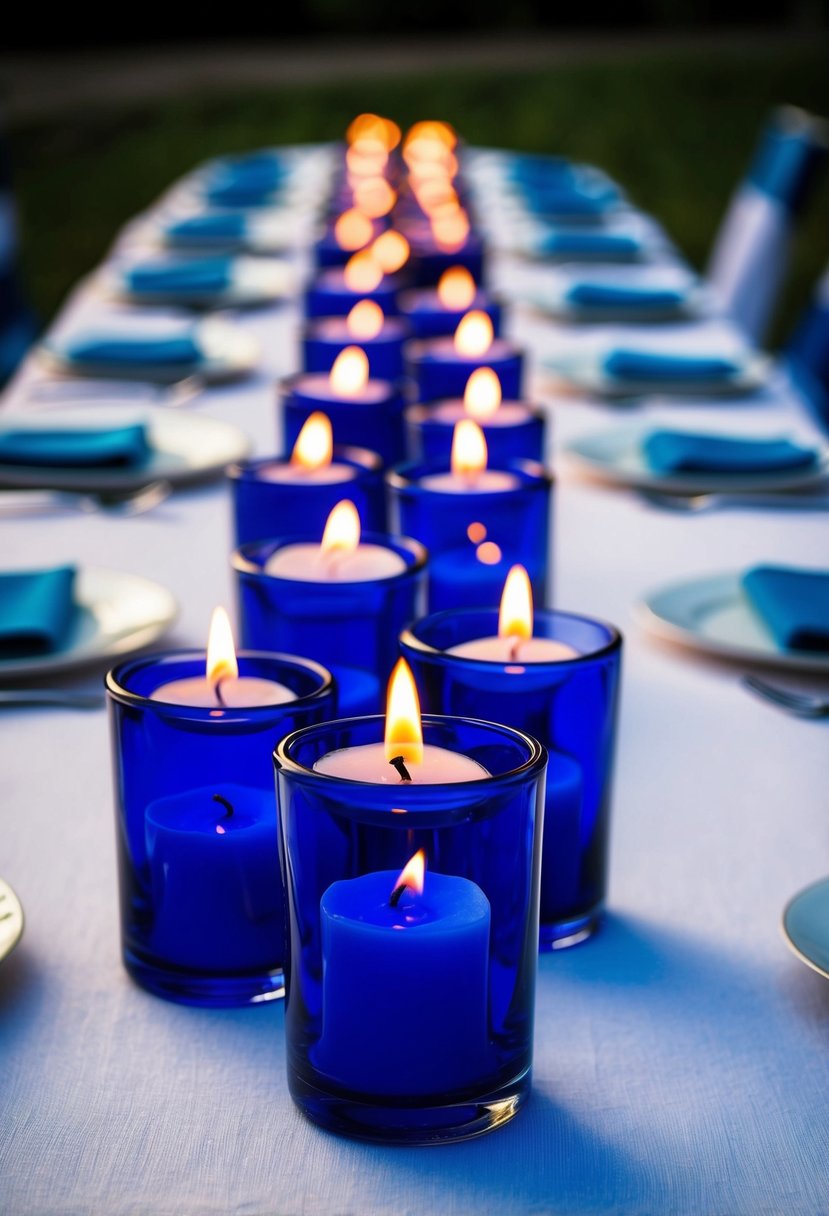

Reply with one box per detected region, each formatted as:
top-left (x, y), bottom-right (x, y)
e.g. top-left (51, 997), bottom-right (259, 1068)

top-left (38, 317), bottom-right (260, 384)
top-left (102, 257), bottom-right (295, 309)
top-left (637, 570), bottom-right (829, 673)
top-left (0, 567), bottom-right (178, 680)
top-left (0, 406), bottom-right (251, 493)
top-left (543, 349), bottom-right (771, 398)
top-left (0, 878), bottom-right (24, 964)
top-left (782, 877), bottom-right (829, 980)
top-left (563, 425), bottom-right (829, 495)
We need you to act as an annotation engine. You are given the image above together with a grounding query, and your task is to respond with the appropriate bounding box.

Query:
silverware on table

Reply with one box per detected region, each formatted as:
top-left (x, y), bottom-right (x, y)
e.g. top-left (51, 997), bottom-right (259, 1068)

top-left (24, 374), bottom-right (205, 409)
top-left (639, 488), bottom-right (829, 514)
top-left (741, 675), bottom-right (829, 719)
top-left (0, 689), bottom-right (105, 709)
top-left (0, 480), bottom-right (172, 518)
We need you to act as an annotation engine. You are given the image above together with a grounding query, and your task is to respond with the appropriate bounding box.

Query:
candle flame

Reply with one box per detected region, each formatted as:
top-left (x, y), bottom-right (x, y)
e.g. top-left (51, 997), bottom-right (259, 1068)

top-left (437, 266), bottom-right (476, 311)
top-left (404, 120), bottom-right (457, 150)
top-left (333, 208), bottom-right (374, 252)
top-left (463, 367), bottom-right (502, 421)
top-left (346, 113), bottom-right (401, 150)
top-left (329, 346), bottom-right (370, 397)
top-left (393, 849), bottom-right (426, 898)
top-left (384, 658), bottom-right (423, 766)
top-left (414, 178), bottom-right (458, 216)
top-left (320, 499), bottom-right (361, 557)
top-left (454, 310), bottom-right (493, 358)
top-left (370, 230), bottom-right (410, 274)
top-left (347, 299), bottom-right (385, 340)
top-left (499, 565), bottom-right (533, 642)
top-left (206, 606), bottom-right (238, 686)
top-left (291, 411), bottom-right (332, 471)
top-left (451, 418), bottom-right (488, 479)
top-left (353, 177), bottom-right (396, 219)
top-left (343, 250), bottom-right (384, 293)
top-left (346, 141), bottom-right (388, 179)
top-left (432, 208), bottom-right (470, 251)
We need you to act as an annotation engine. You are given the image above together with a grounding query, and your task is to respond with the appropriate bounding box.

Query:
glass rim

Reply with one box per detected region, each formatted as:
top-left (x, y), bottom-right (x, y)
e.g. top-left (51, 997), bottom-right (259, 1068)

top-left (302, 315), bottom-right (409, 339)
top-left (404, 400), bottom-right (544, 424)
top-left (386, 458), bottom-right (552, 490)
top-left (231, 532), bottom-right (428, 583)
top-left (396, 285), bottom-right (503, 310)
top-left (278, 370), bottom-right (399, 396)
top-left (226, 445), bottom-right (382, 480)
top-left (400, 606), bottom-right (623, 669)
top-left (105, 648), bottom-right (335, 721)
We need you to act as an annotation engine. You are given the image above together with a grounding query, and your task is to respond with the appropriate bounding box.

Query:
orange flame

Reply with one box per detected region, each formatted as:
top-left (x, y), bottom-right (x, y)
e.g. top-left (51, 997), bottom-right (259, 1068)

top-left (464, 367), bottom-right (502, 421)
top-left (347, 299), bottom-right (385, 341)
top-left (343, 250), bottom-right (384, 293)
top-left (371, 230), bottom-right (410, 275)
top-left (437, 266), bottom-right (477, 311)
top-left (353, 178), bottom-right (397, 219)
top-left (404, 120), bottom-right (457, 150)
top-left (499, 565), bottom-right (533, 642)
top-left (432, 208), bottom-right (470, 251)
top-left (291, 411), bottom-right (332, 471)
top-left (451, 419), bottom-right (488, 479)
top-left (454, 310), bottom-right (494, 357)
top-left (333, 208), bottom-right (374, 252)
top-left (345, 140), bottom-right (388, 178)
top-left (206, 606), bottom-right (238, 686)
top-left (384, 658), bottom-right (423, 765)
top-left (321, 499), bottom-right (361, 557)
top-left (329, 346), bottom-right (370, 397)
top-left (346, 113), bottom-right (401, 150)
top-left (393, 849), bottom-right (426, 898)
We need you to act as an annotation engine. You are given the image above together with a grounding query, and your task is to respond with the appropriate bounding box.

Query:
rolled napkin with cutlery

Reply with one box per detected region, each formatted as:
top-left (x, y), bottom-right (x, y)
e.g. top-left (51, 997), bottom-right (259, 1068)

top-left (742, 565), bottom-right (829, 652)
top-left (0, 424), bottom-right (151, 468)
top-left (0, 566), bottom-right (77, 657)
top-left (643, 431), bottom-right (819, 475)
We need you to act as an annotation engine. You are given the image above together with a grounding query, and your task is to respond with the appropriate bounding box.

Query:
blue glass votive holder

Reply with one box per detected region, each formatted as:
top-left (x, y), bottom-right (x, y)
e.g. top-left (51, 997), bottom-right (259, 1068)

top-left (397, 285), bottom-right (502, 339)
top-left (405, 399), bottom-right (546, 463)
top-left (280, 373), bottom-right (407, 468)
top-left (400, 611), bottom-right (622, 949)
top-left (313, 218), bottom-right (387, 269)
top-left (228, 447), bottom-right (386, 546)
top-left (407, 335), bottom-right (524, 402)
top-left (106, 651), bottom-right (335, 1007)
top-left (387, 460), bottom-right (552, 611)
top-left (302, 314), bottom-right (409, 381)
top-left (304, 268), bottom-right (400, 318)
top-left (407, 232), bottom-right (486, 287)
top-left (274, 714), bottom-right (547, 1144)
top-left (232, 535), bottom-right (427, 716)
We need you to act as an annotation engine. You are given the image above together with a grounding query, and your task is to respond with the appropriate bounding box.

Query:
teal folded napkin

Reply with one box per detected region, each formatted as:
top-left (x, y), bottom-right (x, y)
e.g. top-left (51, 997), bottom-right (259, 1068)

top-left (742, 565), bottom-right (829, 652)
top-left (0, 566), bottom-right (77, 658)
top-left (0, 424), bottom-right (150, 469)
top-left (603, 350), bottom-right (742, 382)
top-left (643, 431), bottom-right (818, 475)
top-left (166, 214), bottom-right (248, 243)
top-left (541, 233), bottom-right (641, 259)
top-left (566, 283), bottom-right (686, 311)
top-left (125, 258), bottom-right (233, 296)
top-left (62, 333), bottom-right (202, 368)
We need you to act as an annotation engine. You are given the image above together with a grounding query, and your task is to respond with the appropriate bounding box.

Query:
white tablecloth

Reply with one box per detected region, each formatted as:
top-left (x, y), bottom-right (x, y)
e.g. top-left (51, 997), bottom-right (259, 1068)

top-left (2, 161), bottom-right (829, 1216)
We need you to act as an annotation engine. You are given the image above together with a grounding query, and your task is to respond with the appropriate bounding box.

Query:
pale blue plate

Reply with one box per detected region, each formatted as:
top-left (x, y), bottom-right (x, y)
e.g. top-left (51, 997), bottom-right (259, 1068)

top-left (783, 878), bottom-right (829, 979)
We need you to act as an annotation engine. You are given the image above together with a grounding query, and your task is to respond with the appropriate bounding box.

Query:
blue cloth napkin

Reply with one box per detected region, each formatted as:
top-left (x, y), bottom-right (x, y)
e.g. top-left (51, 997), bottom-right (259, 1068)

top-left (62, 333), bottom-right (202, 368)
top-left (0, 566), bottom-right (77, 658)
top-left (643, 431), bottom-right (818, 475)
top-left (206, 167), bottom-right (283, 206)
top-left (566, 283), bottom-right (686, 311)
top-left (742, 565), bottom-right (829, 652)
top-left (526, 188), bottom-right (617, 217)
top-left (0, 425), bottom-right (150, 469)
top-left (603, 350), bottom-right (742, 383)
top-left (125, 258), bottom-right (233, 296)
top-left (539, 233), bottom-right (642, 260)
top-left (165, 214), bottom-right (248, 243)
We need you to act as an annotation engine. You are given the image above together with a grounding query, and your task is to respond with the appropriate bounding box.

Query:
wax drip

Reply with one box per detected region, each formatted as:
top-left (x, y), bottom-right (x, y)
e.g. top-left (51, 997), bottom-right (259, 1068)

top-left (212, 793), bottom-right (234, 819)
top-left (389, 755), bottom-right (412, 782)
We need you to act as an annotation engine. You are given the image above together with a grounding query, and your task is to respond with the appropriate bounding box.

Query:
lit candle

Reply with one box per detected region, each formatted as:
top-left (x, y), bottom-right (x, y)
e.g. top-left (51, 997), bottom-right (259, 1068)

top-left (151, 608), bottom-right (293, 707)
top-left (407, 309), bottom-right (524, 402)
top-left (314, 847), bottom-right (493, 1095)
top-left (418, 420), bottom-right (519, 493)
top-left (406, 367), bottom-right (546, 463)
top-left (313, 207), bottom-right (379, 269)
top-left (302, 298), bottom-right (409, 381)
top-left (398, 265), bottom-right (502, 339)
top-left (314, 658), bottom-right (488, 783)
top-left (305, 248), bottom-right (400, 318)
top-left (264, 499), bottom-right (406, 582)
top-left (257, 412), bottom-right (357, 486)
top-left (448, 565), bottom-right (577, 662)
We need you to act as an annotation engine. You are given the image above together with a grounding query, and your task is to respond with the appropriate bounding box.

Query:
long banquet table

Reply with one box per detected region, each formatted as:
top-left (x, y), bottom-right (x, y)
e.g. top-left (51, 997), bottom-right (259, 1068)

top-left (1, 150), bottom-right (829, 1216)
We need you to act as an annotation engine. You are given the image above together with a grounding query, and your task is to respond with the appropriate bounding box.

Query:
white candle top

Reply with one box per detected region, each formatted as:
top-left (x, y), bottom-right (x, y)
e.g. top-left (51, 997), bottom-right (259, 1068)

top-left (448, 636), bottom-right (579, 663)
top-left (294, 373), bottom-right (391, 404)
top-left (151, 675), bottom-right (294, 708)
top-left (258, 461), bottom-right (357, 486)
top-left (314, 742), bottom-right (489, 784)
top-left (264, 542), bottom-right (406, 582)
top-left (418, 470), bottom-right (519, 494)
top-left (429, 400), bottom-right (534, 428)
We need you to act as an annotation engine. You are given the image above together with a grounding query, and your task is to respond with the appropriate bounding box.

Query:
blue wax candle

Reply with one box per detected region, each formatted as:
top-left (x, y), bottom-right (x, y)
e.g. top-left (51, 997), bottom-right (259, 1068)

top-left (302, 312), bottom-right (408, 381)
top-left (145, 782), bottom-right (283, 973)
top-left (397, 285), bottom-right (502, 339)
top-left (408, 333), bottom-right (524, 402)
top-left (305, 266), bottom-right (400, 318)
top-left (405, 399), bottom-right (546, 463)
top-left (314, 869), bottom-right (492, 1096)
top-left (280, 371), bottom-right (407, 467)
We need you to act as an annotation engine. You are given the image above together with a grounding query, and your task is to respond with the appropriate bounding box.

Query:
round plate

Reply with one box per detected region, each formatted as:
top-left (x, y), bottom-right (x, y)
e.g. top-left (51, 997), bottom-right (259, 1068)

top-left (0, 405), bottom-right (252, 493)
top-left (563, 424), bottom-right (829, 495)
top-left (544, 350), bottom-right (771, 398)
top-left (522, 266), bottom-right (705, 324)
top-left (0, 878), bottom-right (24, 964)
top-left (637, 570), bottom-right (829, 673)
top-left (0, 567), bottom-right (178, 680)
top-left (782, 877), bottom-right (829, 979)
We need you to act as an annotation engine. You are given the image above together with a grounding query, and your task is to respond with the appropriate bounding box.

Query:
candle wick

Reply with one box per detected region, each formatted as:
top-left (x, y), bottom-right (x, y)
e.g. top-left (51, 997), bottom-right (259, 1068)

top-left (212, 793), bottom-right (234, 819)
top-left (389, 755), bottom-right (412, 782)
top-left (389, 882), bottom-right (408, 907)
top-left (509, 636), bottom-right (522, 662)
top-left (214, 677), bottom-right (227, 707)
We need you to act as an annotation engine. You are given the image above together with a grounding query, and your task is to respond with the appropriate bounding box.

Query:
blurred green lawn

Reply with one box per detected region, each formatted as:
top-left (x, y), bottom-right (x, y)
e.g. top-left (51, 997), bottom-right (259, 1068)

top-left (10, 44), bottom-right (829, 346)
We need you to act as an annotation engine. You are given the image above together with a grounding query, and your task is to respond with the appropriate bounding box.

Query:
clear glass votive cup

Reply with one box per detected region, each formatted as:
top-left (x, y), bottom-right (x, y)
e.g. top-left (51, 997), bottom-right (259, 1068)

top-left (106, 650), bottom-right (334, 1007)
top-left (274, 714), bottom-right (547, 1144)
top-left (400, 610), bottom-right (623, 948)
top-left (387, 459), bottom-right (553, 612)
top-left (232, 534), bottom-right (427, 717)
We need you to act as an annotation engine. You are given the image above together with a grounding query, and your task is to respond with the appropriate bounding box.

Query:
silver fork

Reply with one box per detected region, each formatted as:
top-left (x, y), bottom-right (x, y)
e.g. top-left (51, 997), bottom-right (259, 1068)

top-left (0, 479), bottom-right (172, 518)
top-left (741, 675), bottom-right (829, 719)
top-left (640, 488), bottom-right (829, 514)
top-left (24, 374), bottom-right (205, 409)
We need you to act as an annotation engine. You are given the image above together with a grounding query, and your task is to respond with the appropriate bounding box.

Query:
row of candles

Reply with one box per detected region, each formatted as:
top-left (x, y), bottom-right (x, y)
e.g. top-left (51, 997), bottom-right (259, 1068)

top-left (106, 114), bottom-right (623, 1143)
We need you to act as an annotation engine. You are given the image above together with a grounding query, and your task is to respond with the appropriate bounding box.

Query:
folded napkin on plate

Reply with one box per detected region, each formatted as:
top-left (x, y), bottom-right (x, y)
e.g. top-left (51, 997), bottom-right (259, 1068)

top-left (62, 333), bottom-right (202, 367)
top-left (165, 214), bottom-right (248, 242)
top-left (566, 283), bottom-right (686, 311)
top-left (0, 565), bottom-right (77, 657)
top-left (742, 566), bottom-right (829, 652)
top-left (540, 233), bottom-right (641, 259)
top-left (603, 349), bottom-right (742, 382)
top-left (0, 424), bottom-right (150, 469)
top-left (125, 258), bottom-right (234, 296)
top-left (206, 178), bottom-right (281, 207)
top-left (526, 188), bottom-right (616, 217)
top-left (643, 431), bottom-right (818, 475)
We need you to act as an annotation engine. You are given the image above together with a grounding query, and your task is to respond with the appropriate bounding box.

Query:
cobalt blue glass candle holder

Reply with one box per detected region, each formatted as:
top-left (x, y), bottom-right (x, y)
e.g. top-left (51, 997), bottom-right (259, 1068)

top-left (106, 651), bottom-right (335, 1008)
top-left (280, 374), bottom-right (407, 468)
top-left (312, 218), bottom-right (387, 269)
top-left (302, 314), bottom-right (408, 381)
top-left (228, 447), bottom-right (386, 547)
top-left (387, 459), bottom-right (552, 612)
top-left (274, 714), bottom-right (547, 1144)
top-left (405, 400), bottom-right (546, 463)
top-left (400, 610), bottom-right (623, 949)
top-left (304, 268), bottom-right (400, 318)
top-left (397, 285), bottom-right (502, 339)
top-left (232, 535), bottom-right (427, 717)
top-left (407, 336), bottom-right (524, 402)
top-left (407, 232), bottom-right (486, 286)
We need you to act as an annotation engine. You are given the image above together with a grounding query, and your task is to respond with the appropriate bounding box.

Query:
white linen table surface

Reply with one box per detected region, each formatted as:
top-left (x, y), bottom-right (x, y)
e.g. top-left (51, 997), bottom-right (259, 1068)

top-left (1, 155), bottom-right (829, 1216)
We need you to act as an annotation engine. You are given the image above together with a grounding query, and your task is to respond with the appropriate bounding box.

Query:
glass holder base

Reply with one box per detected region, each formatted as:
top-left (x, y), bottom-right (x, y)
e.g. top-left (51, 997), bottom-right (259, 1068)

top-left (124, 948), bottom-right (284, 1008)
top-left (540, 908), bottom-right (601, 952)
